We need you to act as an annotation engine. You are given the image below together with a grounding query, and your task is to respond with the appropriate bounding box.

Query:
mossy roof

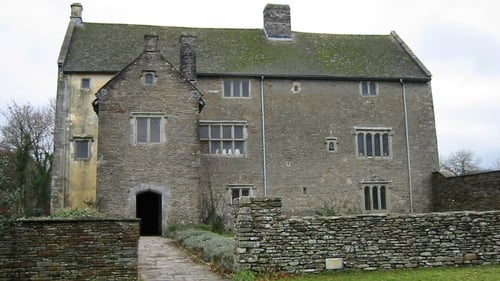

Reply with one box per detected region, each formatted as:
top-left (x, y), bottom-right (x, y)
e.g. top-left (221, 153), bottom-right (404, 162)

top-left (62, 22), bottom-right (430, 80)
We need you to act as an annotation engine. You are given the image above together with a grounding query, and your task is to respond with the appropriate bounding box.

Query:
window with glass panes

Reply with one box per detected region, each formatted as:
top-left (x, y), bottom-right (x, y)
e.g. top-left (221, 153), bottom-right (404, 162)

top-left (223, 80), bottom-right (250, 98)
top-left (230, 186), bottom-right (252, 204)
top-left (363, 184), bottom-right (388, 211)
top-left (74, 139), bottom-right (91, 160)
top-left (199, 122), bottom-right (246, 156)
top-left (132, 114), bottom-right (164, 144)
top-left (361, 81), bottom-right (377, 96)
top-left (355, 128), bottom-right (391, 158)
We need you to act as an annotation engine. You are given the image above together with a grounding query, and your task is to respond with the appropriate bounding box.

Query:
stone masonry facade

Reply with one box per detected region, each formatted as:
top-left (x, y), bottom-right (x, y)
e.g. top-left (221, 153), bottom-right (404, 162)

top-left (234, 197), bottom-right (500, 273)
top-left (53, 3), bottom-right (439, 232)
top-left (432, 171), bottom-right (500, 212)
top-left (0, 218), bottom-right (139, 280)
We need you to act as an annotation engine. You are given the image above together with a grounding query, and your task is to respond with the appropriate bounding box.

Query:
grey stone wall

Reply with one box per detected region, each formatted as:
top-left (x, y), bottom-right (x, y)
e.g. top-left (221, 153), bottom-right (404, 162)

top-left (198, 78), bottom-right (438, 223)
top-left (432, 171), bottom-right (500, 212)
top-left (0, 218), bottom-right (139, 280)
top-left (234, 197), bottom-right (499, 273)
top-left (97, 41), bottom-right (201, 228)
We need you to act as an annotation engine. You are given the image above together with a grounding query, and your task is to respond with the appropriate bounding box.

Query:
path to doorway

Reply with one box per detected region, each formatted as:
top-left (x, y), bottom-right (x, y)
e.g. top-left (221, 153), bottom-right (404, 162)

top-left (139, 236), bottom-right (229, 281)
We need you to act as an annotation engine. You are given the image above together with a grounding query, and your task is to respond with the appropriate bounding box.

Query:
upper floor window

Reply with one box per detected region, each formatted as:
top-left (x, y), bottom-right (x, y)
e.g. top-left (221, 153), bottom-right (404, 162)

top-left (223, 80), bottom-right (250, 98)
top-left (199, 121), bottom-right (247, 156)
top-left (131, 113), bottom-right (165, 145)
top-left (360, 81), bottom-right (377, 96)
top-left (74, 138), bottom-right (91, 160)
top-left (143, 71), bottom-right (156, 85)
top-left (362, 184), bottom-right (388, 212)
top-left (81, 78), bottom-right (91, 89)
top-left (355, 127), bottom-right (391, 158)
top-left (291, 82), bottom-right (301, 94)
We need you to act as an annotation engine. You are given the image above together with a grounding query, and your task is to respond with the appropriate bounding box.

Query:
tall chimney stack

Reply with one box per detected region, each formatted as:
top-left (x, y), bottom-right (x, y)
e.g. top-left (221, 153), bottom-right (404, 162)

top-left (144, 33), bottom-right (159, 52)
top-left (70, 3), bottom-right (83, 26)
top-left (179, 32), bottom-right (197, 83)
top-left (263, 4), bottom-right (292, 40)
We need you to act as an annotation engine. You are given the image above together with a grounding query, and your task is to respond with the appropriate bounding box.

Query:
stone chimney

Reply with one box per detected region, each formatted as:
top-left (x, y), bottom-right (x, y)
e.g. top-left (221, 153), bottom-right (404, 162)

top-left (144, 33), bottom-right (159, 52)
top-left (263, 4), bottom-right (292, 40)
top-left (179, 32), bottom-right (197, 83)
top-left (70, 3), bottom-right (83, 25)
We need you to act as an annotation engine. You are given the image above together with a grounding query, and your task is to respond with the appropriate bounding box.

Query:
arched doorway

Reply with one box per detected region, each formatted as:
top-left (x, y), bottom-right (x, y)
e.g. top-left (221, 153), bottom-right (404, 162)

top-left (136, 191), bottom-right (162, 236)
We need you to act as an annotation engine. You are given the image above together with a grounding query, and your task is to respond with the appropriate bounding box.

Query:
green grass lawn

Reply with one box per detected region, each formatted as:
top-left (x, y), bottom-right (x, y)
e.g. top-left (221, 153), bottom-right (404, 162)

top-left (267, 265), bottom-right (500, 281)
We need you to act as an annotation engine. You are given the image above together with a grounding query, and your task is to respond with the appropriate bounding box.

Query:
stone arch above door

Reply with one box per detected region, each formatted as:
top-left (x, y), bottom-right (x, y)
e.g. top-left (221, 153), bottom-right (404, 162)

top-left (127, 183), bottom-right (170, 235)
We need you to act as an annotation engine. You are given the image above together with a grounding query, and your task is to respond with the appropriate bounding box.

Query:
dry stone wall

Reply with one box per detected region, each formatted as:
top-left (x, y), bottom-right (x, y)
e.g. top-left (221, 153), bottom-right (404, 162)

top-left (234, 197), bottom-right (500, 273)
top-left (432, 171), bottom-right (500, 212)
top-left (0, 218), bottom-right (139, 280)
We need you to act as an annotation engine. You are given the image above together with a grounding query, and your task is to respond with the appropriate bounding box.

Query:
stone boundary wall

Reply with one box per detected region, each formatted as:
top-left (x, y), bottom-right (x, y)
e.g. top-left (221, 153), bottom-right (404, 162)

top-left (432, 171), bottom-right (500, 212)
top-left (234, 197), bottom-right (499, 273)
top-left (0, 218), bottom-right (139, 280)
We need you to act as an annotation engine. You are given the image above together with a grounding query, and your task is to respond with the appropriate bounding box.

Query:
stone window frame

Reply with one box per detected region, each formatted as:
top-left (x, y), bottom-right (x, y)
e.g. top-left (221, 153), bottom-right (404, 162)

top-left (199, 120), bottom-right (247, 157)
top-left (360, 81), bottom-right (377, 96)
top-left (72, 137), bottom-right (93, 160)
top-left (354, 127), bottom-right (392, 159)
top-left (81, 78), bottom-right (91, 89)
top-left (291, 81), bottom-right (302, 94)
top-left (142, 71), bottom-right (157, 85)
top-left (228, 184), bottom-right (253, 205)
top-left (223, 79), bottom-right (251, 98)
top-left (360, 181), bottom-right (390, 213)
top-left (130, 112), bottom-right (166, 145)
top-left (325, 137), bottom-right (338, 153)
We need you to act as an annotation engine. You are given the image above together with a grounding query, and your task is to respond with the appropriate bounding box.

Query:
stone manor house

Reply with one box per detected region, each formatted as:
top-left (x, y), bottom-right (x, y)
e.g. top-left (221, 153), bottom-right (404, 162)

top-left (51, 3), bottom-right (439, 234)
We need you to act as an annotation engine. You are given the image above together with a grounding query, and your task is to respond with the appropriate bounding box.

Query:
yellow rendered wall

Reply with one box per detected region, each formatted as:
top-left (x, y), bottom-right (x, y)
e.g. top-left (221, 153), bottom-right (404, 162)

top-left (66, 74), bottom-right (112, 208)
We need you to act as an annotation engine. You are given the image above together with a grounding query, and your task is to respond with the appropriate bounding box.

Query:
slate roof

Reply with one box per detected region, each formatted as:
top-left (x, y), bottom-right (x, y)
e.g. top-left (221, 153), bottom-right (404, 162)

top-left (62, 22), bottom-right (431, 80)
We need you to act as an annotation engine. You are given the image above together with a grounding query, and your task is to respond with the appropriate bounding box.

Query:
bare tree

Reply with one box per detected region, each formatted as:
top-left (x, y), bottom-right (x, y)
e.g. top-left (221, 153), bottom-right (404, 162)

top-left (440, 149), bottom-right (481, 176)
top-left (490, 158), bottom-right (500, 171)
top-left (0, 100), bottom-right (54, 216)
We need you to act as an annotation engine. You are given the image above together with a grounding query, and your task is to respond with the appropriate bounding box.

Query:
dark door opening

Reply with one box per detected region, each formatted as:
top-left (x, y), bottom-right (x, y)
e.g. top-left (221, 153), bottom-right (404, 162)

top-left (136, 191), bottom-right (162, 236)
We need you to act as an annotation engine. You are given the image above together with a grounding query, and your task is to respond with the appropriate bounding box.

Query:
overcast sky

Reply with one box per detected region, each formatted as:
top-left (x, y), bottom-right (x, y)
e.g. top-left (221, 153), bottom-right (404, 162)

top-left (1, 0), bottom-right (499, 167)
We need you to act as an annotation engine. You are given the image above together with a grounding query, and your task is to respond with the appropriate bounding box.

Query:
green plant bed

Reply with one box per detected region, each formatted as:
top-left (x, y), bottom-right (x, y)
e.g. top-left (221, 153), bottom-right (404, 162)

top-left (169, 228), bottom-right (235, 273)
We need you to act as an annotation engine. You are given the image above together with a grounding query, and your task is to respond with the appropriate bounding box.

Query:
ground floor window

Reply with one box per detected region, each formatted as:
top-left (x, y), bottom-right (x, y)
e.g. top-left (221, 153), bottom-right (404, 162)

top-left (229, 185), bottom-right (253, 204)
top-left (200, 121), bottom-right (247, 156)
top-left (361, 183), bottom-right (389, 212)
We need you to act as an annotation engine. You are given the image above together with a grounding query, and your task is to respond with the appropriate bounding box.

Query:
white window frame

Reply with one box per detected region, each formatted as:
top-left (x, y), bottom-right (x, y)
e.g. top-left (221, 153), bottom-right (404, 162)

top-left (360, 181), bottom-right (390, 213)
top-left (223, 79), bottom-right (251, 98)
top-left (354, 127), bottom-right (392, 158)
top-left (130, 113), bottom-right (166, 145)
top-left (360, 81), bottom-right (377, 96)
top-left (199, 120), bottom-right (247, 156)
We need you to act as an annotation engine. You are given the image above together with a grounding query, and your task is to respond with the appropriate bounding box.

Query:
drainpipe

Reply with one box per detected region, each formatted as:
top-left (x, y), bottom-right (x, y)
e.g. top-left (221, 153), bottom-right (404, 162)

top-left (260, 76), bottom-right (268, 197)
top-left (400, 78), bottom-right (414, 213)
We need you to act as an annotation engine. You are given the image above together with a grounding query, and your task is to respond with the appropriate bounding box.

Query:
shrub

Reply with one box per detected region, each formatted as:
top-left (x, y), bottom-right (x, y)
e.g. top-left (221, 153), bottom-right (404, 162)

top-left (171, 228), bottom-right (235, 272)
top-left (50, 207), bottom-right (105, 218)
top-left (231, 270), bottom-right (257, 281)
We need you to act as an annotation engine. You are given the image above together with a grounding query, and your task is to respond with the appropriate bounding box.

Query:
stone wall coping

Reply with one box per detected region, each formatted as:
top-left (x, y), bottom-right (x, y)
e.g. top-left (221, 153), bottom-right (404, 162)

top-left (16, 217), bottom-right (140, 223)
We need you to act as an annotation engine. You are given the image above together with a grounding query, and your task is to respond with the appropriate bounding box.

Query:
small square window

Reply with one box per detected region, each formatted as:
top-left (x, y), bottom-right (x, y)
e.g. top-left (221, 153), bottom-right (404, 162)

top-left (230, 186), bottom-right (253, 204)
top-left (326, 137), bottom-right (338, 153)
top-left (360, 81), bottom-right (377, 96)
top-left (74, 139), bottom-right (91, 160)
top-left (143, 71), bottom-right (156, 85)
top-left (291, 82), bottom-right (301, 94)
top-left (81, 78), bottom-right (90, 89)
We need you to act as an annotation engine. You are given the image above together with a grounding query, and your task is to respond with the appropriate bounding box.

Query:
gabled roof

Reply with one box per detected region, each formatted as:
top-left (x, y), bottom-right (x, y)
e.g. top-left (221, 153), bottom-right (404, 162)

top-left (62, 22), bottom-right (431, 81)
